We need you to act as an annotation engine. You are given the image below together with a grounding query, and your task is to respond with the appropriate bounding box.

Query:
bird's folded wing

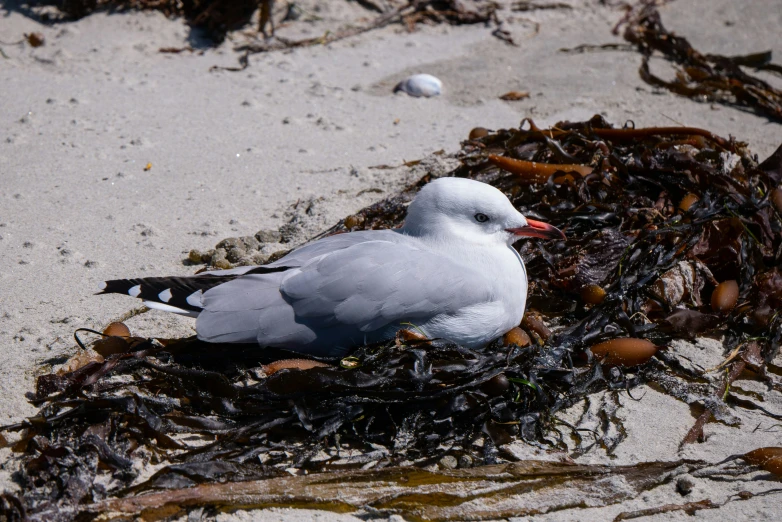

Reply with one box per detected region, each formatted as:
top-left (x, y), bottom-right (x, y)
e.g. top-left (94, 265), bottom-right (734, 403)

top-left (267, 229), bottom-right (401, 268)
top-left (279, 240), bottom-right (493, 333)
top-left (196, 239), bottom-right (494, 352)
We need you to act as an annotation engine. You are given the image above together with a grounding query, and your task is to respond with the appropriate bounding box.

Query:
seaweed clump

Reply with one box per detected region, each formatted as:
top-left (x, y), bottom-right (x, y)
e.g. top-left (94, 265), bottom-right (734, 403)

top-left (2, 333), bottom-right (598, 521)
top-left (621, 4), bottom-right (782, 122)
top-left (2, 116), bottom-right (782, 520)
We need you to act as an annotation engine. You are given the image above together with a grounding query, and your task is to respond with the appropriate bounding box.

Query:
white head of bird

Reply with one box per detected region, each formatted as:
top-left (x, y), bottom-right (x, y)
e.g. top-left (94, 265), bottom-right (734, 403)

top-left (401, 177), bottom-right (565, 245)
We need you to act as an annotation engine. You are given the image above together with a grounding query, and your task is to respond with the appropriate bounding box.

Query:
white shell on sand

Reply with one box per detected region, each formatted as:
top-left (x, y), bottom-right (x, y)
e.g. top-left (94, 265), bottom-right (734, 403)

top-left (393, 74), bottom-right (443, 98)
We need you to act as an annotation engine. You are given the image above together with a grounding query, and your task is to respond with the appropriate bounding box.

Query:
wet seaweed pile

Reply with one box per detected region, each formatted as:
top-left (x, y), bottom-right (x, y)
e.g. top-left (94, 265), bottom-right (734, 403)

top-left (336, 114), bottom-right (782, 445)
top-left (3, 331), bottom-right (593, 521)
top-left (2, 117), bottom-right (782, 520)
top-left (620, 3), bottom-right (782, 122)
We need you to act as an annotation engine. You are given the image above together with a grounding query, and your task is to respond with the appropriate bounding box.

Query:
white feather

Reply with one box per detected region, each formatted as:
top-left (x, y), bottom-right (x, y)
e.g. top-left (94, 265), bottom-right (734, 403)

top-left (143, 300), bottom-right (200, 318)
top-left (186, 290), bottom-right (204, 308)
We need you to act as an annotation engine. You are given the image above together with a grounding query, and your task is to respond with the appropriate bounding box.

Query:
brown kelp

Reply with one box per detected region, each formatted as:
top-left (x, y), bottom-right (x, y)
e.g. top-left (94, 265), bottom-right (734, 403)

top-left (620, 4), bottom-right (782, 122)
top-left (83, 459), bottom-right (707, 520)
top-left (2, 116), bottom-right (781, 520)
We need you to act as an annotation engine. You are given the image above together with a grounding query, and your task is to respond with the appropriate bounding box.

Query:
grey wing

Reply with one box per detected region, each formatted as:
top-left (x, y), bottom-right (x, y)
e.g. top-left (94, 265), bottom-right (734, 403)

top-left (267, 229), bottom-right (403, 268)
top-left (196, 239), bottom-right (492, 356)
top-left (195, 230), bottom-right (404, 349)
top-left (278, 240), bottom-right (493, 349)
top-left (196, 270), bottom-right (293, 344)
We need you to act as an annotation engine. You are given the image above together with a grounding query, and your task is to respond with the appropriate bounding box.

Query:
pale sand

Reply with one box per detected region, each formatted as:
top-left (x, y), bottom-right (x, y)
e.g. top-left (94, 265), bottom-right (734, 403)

top-left (1, 0), bottom-right (781, 520)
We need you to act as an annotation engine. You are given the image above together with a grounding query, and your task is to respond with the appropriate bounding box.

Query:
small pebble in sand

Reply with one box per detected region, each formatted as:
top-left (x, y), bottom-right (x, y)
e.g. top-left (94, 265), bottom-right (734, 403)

top-left (26, 33), bottom-right (45, 47)
top-left (188, 249), bottom-right (208, 264)
top-left (393, 74), bottom-right (442, 98)
top-left (255, 229), bottom-right (282, 243)
top-left (676, 475), bottom-right (695, 495)
top-left (213, 258), bottom-right (232, 270)
top-left (438, 455), bottom-right (458, 470)
top-left (344, 214), bottom-right (364, 230)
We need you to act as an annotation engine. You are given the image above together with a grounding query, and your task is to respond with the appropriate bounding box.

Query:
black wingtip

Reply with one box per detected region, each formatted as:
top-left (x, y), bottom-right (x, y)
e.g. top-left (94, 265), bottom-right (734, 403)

top-left (99, 279), bottom-right (139, 296)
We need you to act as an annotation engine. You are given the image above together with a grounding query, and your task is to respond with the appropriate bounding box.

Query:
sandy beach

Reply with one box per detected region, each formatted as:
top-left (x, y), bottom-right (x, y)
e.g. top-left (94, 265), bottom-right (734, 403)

top-left (1, 0), bottom-right (781, 519)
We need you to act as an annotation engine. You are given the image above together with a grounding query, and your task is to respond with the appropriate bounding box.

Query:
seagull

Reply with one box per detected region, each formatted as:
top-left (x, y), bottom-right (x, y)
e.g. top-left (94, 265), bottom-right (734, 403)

top-left (100, 178), bottom-right (564, 356)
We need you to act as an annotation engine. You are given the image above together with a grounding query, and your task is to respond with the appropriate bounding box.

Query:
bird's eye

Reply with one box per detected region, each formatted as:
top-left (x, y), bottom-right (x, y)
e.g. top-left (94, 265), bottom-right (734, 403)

top-left (474, 213), bottom-right (489, 223)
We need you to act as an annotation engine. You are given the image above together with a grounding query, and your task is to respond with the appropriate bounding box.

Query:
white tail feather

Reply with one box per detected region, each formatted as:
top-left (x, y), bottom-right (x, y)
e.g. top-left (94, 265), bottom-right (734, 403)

top-left (143, 300), bottom-right (200, 318)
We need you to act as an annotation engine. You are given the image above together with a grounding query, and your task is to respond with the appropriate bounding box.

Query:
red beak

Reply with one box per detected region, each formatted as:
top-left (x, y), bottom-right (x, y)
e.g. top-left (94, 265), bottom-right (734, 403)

top-left (507, 219), bottom-right (565, 240)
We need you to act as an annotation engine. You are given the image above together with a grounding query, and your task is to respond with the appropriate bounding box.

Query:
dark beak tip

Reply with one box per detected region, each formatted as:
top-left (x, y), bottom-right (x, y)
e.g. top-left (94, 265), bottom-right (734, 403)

top-left (544, 229), bottom-right (567, 241)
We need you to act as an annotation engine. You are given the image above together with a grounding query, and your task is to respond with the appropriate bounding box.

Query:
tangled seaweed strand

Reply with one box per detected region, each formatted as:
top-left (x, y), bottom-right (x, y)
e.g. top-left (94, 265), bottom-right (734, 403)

top-left (621, 4), bottom-right (782, 122)
top-left (19, 0), bottom-right (508, 44)
top-left (229, 0), bottom-right (513, 66)
top-left (3, 117), bottom-right (782, 520)
top-left (3, 335), bottom-right (603, 521)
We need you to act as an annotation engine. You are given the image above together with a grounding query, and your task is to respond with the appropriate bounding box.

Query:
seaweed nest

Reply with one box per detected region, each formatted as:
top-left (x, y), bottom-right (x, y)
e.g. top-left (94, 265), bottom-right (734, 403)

top-left (2, 116), bottom-right (782, 521)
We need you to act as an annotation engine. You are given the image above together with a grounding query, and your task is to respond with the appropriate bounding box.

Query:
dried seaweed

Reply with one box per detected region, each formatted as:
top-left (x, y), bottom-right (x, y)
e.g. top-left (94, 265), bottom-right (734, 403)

top-left (18, 0), bottom-right (510, 46)
top-left (3, 117), bottom-right (782, 520)
top-left (86, 459), bottom-right (702, 521)
top-left (231, 0), bottom-right (512, 63)
top-left (613, 487), bottom-right (782, 521)
top-left (614, 498), bottom-right (718, 521)
top-left (511, 1), bottom-right (572, 12)
top-left (560, 3), bottom-right (782, 121)
top-left (621, 4), bottom-right (782, 122)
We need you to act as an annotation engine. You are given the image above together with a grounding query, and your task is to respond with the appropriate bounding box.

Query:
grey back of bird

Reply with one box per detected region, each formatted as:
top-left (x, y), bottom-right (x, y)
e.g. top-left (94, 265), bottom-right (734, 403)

top-left (195, 229), bottom-right (492, 356)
